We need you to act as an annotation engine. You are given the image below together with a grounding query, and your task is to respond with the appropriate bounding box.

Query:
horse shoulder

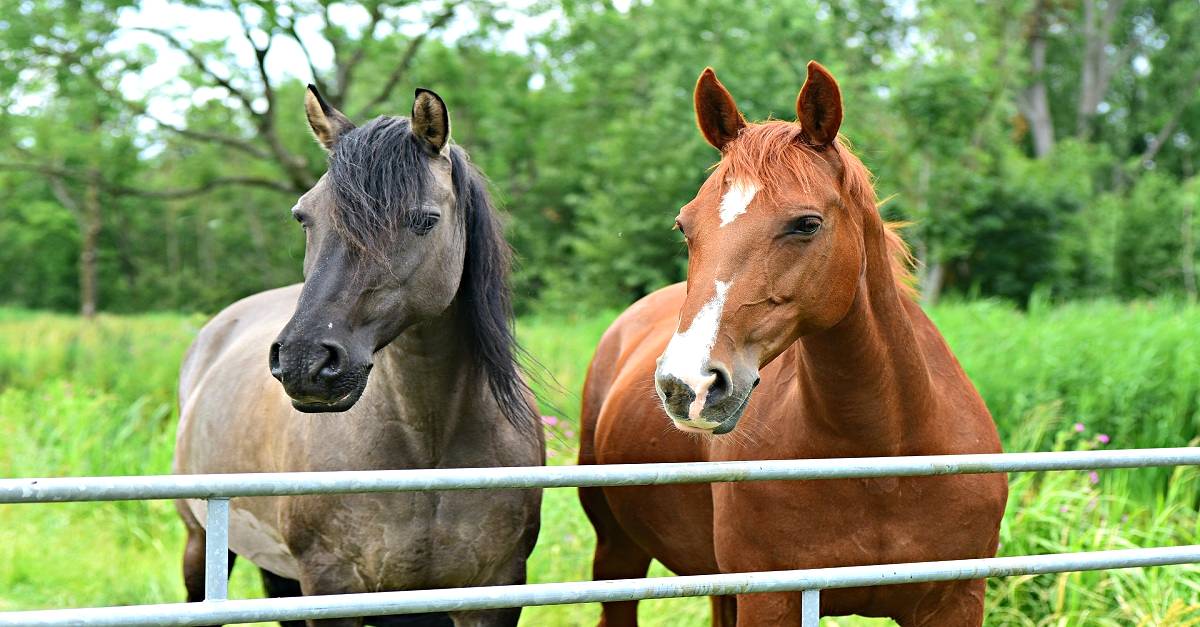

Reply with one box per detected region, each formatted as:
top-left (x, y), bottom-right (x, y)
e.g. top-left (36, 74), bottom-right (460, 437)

top-left (586, 283), bottom-right (710, 466)
top-left (584, 283), bottom-right (686, 414)
top-left (902, 298), bottom-right (1004, 457)
top-left (180, 284), bottom-right (302, 397)
top-left (176, 284), bottom-right (303, 473)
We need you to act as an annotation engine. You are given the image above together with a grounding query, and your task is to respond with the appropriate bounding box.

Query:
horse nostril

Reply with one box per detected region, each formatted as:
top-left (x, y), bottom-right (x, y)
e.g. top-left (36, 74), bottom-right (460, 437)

top-left (317, 341), bottom-right (347, 380)
top-left (706, 366), bottom-right (731, 403)
top-left (269, 342), bottom-right (283, 381)
top-left (655, 373), bottom-right (695, 417)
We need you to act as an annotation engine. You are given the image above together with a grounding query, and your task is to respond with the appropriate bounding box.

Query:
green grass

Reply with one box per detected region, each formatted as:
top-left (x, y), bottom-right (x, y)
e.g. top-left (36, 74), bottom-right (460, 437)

top-left (1, 302), bottom-right (1198, 625)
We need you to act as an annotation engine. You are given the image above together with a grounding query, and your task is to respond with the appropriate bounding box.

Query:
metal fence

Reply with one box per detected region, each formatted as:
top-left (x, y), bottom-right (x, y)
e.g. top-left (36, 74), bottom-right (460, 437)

top-left (2, 447), bottom-right (1199, 626)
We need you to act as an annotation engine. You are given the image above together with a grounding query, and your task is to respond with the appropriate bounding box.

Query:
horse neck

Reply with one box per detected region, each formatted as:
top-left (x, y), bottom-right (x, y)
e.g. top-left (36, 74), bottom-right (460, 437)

top-left (792, 217), bottom-right (935, 456)
top-left (373, 302), bottom-right (480, 446)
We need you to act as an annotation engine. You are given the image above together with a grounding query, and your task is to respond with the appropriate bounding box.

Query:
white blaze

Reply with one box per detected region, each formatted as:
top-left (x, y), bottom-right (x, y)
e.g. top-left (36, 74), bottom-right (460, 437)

top-left (659, 280), bottom-right (730, 423)
top-left (718, 180), bottom-right (758, 227)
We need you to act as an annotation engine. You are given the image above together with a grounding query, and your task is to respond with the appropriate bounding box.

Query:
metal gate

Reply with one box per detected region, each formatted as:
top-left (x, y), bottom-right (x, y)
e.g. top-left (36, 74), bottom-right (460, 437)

top-left (2, 447), bottom-right (1199, 626)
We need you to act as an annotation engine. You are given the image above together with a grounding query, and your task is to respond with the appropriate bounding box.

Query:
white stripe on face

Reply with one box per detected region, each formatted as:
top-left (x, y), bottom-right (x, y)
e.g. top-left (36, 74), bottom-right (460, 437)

top-left (718, 180), bottom-right (758, 227)
top-left (659, 280), bottom-right (730, 421)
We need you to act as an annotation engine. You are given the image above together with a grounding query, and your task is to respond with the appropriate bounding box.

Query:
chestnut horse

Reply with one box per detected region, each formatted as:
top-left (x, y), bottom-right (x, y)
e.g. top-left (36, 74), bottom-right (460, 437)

top-left (579, 63), bottom-right (1007, 626)
top-left (175, 87), bottom-right (542, 627)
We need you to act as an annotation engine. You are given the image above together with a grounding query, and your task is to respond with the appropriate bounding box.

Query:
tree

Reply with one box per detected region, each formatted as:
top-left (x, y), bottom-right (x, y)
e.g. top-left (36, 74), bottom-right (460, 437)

top-left (0, 0), bottom-right (494, 313)
top-left (2, 0), bottom-right (1199, 313)
top-left (0, 0), bottom-right (141, 316)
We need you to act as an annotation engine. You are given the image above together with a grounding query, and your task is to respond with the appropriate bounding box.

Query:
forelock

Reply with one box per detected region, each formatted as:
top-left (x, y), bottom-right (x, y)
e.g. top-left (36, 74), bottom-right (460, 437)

top-left (712, 121), bottom-right (841, 200)
top-left (326, 116), bottom-right (433, 252)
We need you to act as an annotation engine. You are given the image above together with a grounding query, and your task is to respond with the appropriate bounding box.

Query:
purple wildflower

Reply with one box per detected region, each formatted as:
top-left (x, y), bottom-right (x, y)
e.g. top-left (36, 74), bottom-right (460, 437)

top-left (1074, 422), bottom-right (1086, 433)
top-left (1096, 433), bottom-right (1110, 445)
top-left (541, 415), bottom-right (559, 427)
top-left (1088, 471), bottom-right (1100, 485)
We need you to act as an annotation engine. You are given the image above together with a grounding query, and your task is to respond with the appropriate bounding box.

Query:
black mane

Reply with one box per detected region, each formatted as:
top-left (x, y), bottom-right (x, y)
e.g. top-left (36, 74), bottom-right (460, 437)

top-left (327, 116), bottom-right (535, 429)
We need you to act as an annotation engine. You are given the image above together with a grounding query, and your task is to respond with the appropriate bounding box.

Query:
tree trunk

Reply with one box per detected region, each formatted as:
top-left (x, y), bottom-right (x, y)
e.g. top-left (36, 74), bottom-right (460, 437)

top-left (921, 260), bottom-right (946, 306)
top-left (79, 173), bottom-right (102, 318)
top-left (914, 154), bottom-right (944, 304)
top-left (1076, 0), bottom-right (1124, 140)
top-left (1020, 0), bottom-right (1055, 158)
top-left (47, 173), bottom-right (100, 318)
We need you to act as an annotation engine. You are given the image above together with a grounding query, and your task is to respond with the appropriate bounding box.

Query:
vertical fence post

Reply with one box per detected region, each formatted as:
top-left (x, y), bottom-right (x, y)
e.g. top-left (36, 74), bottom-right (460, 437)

top-left (801, 589), bottom-right (820, 627)
top-left (204, 497), bottom-right (230, 601)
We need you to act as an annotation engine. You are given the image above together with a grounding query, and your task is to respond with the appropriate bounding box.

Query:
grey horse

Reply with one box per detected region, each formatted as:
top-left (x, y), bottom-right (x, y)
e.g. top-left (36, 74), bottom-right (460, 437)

top-left (174, 86), bottom-right (543, 627)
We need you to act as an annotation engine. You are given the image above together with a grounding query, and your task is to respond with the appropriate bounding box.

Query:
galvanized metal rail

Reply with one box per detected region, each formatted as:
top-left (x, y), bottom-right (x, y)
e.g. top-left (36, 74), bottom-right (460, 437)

top-left (2, 546), bottom-right (1199, 626)
top-left (4, 448), bottom-right (1199, 503)
top-left (1, 447), bottom-right (1198, 626)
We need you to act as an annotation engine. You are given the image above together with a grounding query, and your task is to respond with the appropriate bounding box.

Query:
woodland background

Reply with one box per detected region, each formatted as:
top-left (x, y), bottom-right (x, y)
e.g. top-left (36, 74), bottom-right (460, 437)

top-left (2, 0), bottom-right (1199, 316)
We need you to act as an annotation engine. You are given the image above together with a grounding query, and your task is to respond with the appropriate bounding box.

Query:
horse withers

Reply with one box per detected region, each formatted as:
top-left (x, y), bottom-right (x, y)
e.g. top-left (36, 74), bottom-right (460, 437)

top-left (579, 63), bottom-right (1007, 626)
top-left (174, 86), bottom-right (543, 627)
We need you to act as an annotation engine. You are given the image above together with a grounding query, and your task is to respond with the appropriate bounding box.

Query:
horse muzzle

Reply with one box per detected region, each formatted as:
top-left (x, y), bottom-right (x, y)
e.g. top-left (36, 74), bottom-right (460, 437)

top-left (269, 337), bottom-right (372, 413)
top-left (655, 362), bottom-right (758, 434)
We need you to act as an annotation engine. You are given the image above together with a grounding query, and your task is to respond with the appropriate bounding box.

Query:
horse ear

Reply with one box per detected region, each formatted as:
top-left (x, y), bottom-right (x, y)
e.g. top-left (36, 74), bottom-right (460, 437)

top-left (694, 67), bottom-right (746, 151)
top-left (411, 88), bottom-right (451, 155)
top-left (304, 85), bottom-right (355, 151)
top-left (795, 61), bottom-right (843, 147)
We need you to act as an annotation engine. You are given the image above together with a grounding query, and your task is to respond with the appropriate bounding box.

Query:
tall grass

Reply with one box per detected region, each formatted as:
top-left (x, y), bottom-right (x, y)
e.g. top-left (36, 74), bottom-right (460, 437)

top-left (933, 300), bottom-right (1200, 470)
top-left (0, 302), bottom-right (1197, 624)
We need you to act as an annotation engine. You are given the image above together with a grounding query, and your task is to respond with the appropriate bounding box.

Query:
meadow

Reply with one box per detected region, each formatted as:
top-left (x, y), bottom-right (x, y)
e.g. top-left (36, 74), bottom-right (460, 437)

top-left (1, 301), bottom-right (1198, 626)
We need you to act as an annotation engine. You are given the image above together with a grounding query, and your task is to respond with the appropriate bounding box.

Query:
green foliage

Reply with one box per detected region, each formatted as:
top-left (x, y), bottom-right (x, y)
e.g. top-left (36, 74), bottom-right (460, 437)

top-left (3, 0), bottom-right (1200, 312)
top-left (516, 0), bottom-right (907, 310)
top-left (1116, 172), bottom-right (1190, 298)
top-left (1, 304), bottom-right (1199, 624)
top-left (0, 197), bottom-right (78, 309)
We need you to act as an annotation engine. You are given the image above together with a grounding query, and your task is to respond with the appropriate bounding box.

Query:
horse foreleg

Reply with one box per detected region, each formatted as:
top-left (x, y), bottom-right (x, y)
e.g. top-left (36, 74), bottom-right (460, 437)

top-left (732, 592), bottom-right (801, 626)
top-left (709, 595), bottom-right (737, 627)
top-left (181, 524), bottom-right (207, 603)
top-left (264, 567), bottom-right (449, 627)
top-left (446, 607), bottom-right (520, 627)
top-left (580, 486), bottom-right (653, 627)
top-left (258, 568), bottom-right (306, 627)
top-left (897, 580), bottom-right (985, 627)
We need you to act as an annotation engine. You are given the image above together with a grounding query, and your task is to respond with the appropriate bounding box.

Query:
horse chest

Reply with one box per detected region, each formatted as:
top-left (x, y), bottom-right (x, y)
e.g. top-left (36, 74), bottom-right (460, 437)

top-left (219, 488), bottom-right (534, 590)
top-left (711, 475), bottom-right (993, 571)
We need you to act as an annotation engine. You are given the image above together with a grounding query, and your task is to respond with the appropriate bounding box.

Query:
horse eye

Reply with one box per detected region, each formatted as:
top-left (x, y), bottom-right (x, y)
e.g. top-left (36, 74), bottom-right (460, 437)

top-left (411, 212), bottom-right (440, 236)
top-left (789, 216), bottom-right (822, 236)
